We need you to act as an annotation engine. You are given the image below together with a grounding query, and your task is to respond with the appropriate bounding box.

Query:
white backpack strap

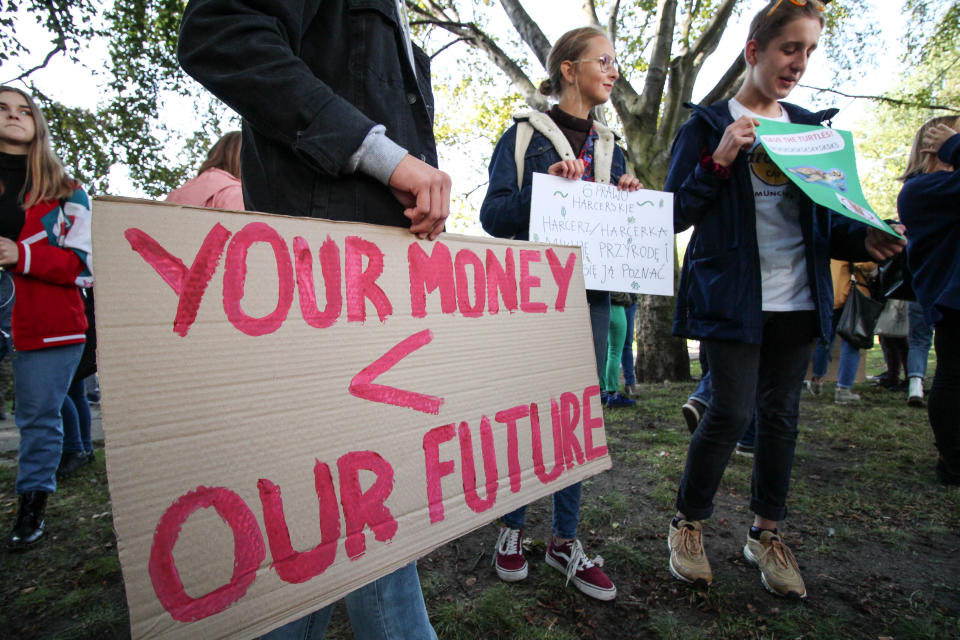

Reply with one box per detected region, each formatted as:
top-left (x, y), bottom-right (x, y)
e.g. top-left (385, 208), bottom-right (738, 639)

top-left (514, 121), bottom-right (535, 190)
top-left (592, 123), bottom-right (616, 185)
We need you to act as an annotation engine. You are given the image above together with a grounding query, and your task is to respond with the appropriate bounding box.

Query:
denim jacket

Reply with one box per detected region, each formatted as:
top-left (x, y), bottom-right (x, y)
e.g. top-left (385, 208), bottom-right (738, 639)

top-left (179, 0), bottom-right (437, 226)
top-left (665, 100), bottom-right (871, 344)
top-left (480, 113), bottom-right (627, 240)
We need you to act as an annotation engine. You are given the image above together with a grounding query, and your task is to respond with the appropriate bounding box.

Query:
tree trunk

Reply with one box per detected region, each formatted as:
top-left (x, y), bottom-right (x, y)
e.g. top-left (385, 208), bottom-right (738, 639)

top-left (633, 243), bottom-right (690, 382)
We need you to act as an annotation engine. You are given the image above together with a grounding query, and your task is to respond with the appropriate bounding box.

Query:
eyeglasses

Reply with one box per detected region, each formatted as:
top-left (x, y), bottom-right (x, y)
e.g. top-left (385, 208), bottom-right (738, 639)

top-left (574, 54), bottom-right (618, 73)
top-left (767, 0), bottom-right (828, 17)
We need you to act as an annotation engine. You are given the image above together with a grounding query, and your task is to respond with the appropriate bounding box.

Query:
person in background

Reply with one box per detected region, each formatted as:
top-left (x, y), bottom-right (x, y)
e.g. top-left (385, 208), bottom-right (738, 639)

top-left (165, 130), bottom-right (244, 210)
top-left (58, 288), bottom-right (96, 478)
top-left (876, 328), bottom-right (909, 390)
top-left (604, 291), bottom-right (637, 407)
top-left (906, 300), bottom-right (933, 407)
top-left (0, 86), bottom-right (93, 551)
top-left (178, 0), bottom-right (450, 636)
top-left (664, 1), bottom-right (904, 599)
top-left (897, 115), bottom-right (960, 485)
top-left (480, 25), bottom-right (643, 602)
top-left (807, 260), bottom-right (875, 404)
top-left (620, 295), bottom-right (638, 396)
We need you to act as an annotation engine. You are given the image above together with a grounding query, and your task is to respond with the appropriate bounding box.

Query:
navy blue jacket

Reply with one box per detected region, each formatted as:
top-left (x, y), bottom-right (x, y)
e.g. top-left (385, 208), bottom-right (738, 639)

top-left (178, 0), bottom-right (437, 226)
top-left (898, 133), bottom-right (960, 326)
top-left (665, 100), bottom-right (872, 344)
top-left (479, 119), bottom-right (627, 240)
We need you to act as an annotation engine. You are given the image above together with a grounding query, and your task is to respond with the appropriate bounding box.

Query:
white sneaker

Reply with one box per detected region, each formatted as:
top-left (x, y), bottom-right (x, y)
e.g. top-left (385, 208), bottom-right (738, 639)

top-left (908, 377), bottom-right (925, 407)
top-left (834, 387), bottom-right (860, 404)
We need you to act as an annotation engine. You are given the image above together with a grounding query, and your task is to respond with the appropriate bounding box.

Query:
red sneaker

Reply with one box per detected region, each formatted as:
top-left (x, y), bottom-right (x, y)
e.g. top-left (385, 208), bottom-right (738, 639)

top-left (494, 527), bottom-right (528, 582)
top-left (545, 538), bottom-right (617, 601)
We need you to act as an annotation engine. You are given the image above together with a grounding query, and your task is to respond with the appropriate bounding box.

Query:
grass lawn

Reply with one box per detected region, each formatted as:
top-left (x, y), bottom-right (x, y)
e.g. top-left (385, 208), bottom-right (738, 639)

top-left (1, 346), bottom-right (958, 639)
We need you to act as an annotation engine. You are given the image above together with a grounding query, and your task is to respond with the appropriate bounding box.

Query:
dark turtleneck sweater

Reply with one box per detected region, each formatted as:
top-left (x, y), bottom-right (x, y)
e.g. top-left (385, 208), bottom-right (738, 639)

top-left (0, 151), bottom-right (27, 241)
top-left (547, 105), bottom-right (593, 157)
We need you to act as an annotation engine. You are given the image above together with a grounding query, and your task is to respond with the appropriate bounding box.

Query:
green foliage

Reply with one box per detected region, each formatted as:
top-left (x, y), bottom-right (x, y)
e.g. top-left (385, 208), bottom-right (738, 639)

top-left (3, 0), bottom-right (233, 195)
top-left (857, 1), bottom-right (959, 219)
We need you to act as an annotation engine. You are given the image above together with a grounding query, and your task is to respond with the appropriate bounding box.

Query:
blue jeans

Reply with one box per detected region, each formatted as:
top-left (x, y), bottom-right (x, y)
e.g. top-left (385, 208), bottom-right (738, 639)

top-left (688, 370), bottom-right (756, 447)
top-left (501, 481), bottom-right (581, 539)
top-left (907, 301), bottom-right (933, 379)
top-left (499, 292), bottom-right (609, 538)
top-left (13, 343), bottom-right (84, 494)
top-left (62, 377), bottom-right (93, 455)
top-left (260, 563), bottom-right (436, 640)
top-left (677, 312), bottom-right (816, 522)
top-left (620, 301), bottom-right (637, 386)
top-left (812, 308), bottom-right (861, 388)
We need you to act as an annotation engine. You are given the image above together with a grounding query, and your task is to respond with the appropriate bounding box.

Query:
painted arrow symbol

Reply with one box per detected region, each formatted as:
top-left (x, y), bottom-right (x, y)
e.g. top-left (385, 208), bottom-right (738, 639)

top-left (348, 329), bottom-right (444, 415)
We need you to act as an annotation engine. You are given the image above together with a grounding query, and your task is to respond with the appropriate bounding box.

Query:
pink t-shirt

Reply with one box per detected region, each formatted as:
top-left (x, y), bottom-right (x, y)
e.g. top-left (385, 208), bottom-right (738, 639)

top-left (165, 167), bottom-right (244, 210)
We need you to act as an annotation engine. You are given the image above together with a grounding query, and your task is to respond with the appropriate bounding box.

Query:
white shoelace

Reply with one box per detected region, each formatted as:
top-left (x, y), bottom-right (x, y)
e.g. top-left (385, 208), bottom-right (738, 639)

top-left (559, 539), bottom-right (604, 586)
top-left (495, 527), bottom-right (522, 556)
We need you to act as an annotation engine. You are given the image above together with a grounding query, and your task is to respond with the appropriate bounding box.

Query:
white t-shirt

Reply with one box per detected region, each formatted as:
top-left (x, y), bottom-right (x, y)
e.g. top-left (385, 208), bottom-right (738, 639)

top-left (728, 98), bottom-right (814, 312)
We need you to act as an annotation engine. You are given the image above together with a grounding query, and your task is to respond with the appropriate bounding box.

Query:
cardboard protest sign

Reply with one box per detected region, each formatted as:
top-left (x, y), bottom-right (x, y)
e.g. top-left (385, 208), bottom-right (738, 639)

top-left (529, 173), bottom-right (674, 296)
top-left (756, 119), bottom-right (903, 238)
top-left (92, 197), bottom-right (612, 640)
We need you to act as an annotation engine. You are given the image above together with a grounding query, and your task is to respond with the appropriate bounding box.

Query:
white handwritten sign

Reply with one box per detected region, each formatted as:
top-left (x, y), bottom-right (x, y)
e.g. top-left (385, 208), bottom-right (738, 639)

top-left (529, 173), bottom-right (674, 296)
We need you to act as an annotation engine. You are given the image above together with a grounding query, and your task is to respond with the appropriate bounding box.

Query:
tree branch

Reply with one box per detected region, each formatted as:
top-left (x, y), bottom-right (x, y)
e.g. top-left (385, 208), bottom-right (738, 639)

top-left (498, 0), bottom-right (552, 68)
top-left (411, 16), bottom-right (547, 110)
top-left (698, 53), bottom-right (745, 106)
top-left (3, 43), bottom-right (65, 84)
top-left (689, 0), bottom-right (738, 62)
top-left (607, 0), bottom-right (622, 44)
top-left (581, 0), bottom-right (601, 26)
top-left (638, 0), bottom-right (678, 133)
top-left (801, 85), bottom-right (960, 113)
top-left (429, 37), bottom-right (469, 60)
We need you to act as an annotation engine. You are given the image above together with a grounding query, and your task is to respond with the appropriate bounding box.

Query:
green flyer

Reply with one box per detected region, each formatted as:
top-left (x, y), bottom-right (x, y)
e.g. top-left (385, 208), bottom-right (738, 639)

top-left (755, 118), bottom-right (903, 239)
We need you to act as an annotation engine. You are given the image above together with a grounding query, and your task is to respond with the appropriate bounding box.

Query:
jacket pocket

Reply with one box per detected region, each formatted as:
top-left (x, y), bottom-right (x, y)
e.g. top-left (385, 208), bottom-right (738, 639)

top-left (346, 0), bottom-right (406, 90)
top-left (346, 0), bottom-right (398, 24)
top-left (686, 249), bottom-right (742, 325)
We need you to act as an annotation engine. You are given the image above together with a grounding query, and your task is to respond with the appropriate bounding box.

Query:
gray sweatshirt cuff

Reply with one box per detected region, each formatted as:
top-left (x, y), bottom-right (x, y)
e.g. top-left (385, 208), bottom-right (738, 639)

top-left (346, 125), bottom-right (409, 185)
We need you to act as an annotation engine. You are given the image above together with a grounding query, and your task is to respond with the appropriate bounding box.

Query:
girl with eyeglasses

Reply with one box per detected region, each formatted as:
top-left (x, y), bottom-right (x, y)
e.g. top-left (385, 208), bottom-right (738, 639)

top-left (479, 25), bottom-right (642, 602)
top-left (0, 86), bottom-right (93, 550)
top-left (663, 0), bottom-right (903, 598)
top-left (897, 116), bottom-right (960, 486)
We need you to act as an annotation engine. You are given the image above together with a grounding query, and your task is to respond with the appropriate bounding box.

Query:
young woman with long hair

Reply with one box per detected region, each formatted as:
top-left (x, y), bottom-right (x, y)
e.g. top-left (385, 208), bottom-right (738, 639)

top-left (0, 86), bottom-right (93, 550)
top-left (663, 0), bottom-right (904, 598)
top-left (480, 25), bottom-right (642, 601)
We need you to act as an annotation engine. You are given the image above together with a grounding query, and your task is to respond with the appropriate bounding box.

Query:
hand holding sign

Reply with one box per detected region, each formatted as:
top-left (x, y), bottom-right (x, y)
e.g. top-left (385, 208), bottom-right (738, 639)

top-left (715, 115), bottom-right (761, 167)
top-left (529, 173), bottom-right (673, 296)
top-left (865, 225), bottom-right (907, 261)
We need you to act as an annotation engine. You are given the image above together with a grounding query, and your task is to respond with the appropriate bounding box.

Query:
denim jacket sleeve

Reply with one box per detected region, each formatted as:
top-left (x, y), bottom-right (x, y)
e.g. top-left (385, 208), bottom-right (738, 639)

top-left (480, 125), bottom-right (533, 239)
top-left (664, 118), bottom-right (728, 233)
top-left (178, 0), bottom-right (378, 178)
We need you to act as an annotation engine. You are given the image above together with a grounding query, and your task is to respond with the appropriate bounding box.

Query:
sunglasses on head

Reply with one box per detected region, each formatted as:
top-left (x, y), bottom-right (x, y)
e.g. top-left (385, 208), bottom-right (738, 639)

top-left (767, 0), bottom-right (831, 16)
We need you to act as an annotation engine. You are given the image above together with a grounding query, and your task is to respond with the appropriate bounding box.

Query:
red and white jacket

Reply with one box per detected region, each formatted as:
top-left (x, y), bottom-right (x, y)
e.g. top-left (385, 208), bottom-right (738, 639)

top-left (10, 185), bottom-right (93, 351)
